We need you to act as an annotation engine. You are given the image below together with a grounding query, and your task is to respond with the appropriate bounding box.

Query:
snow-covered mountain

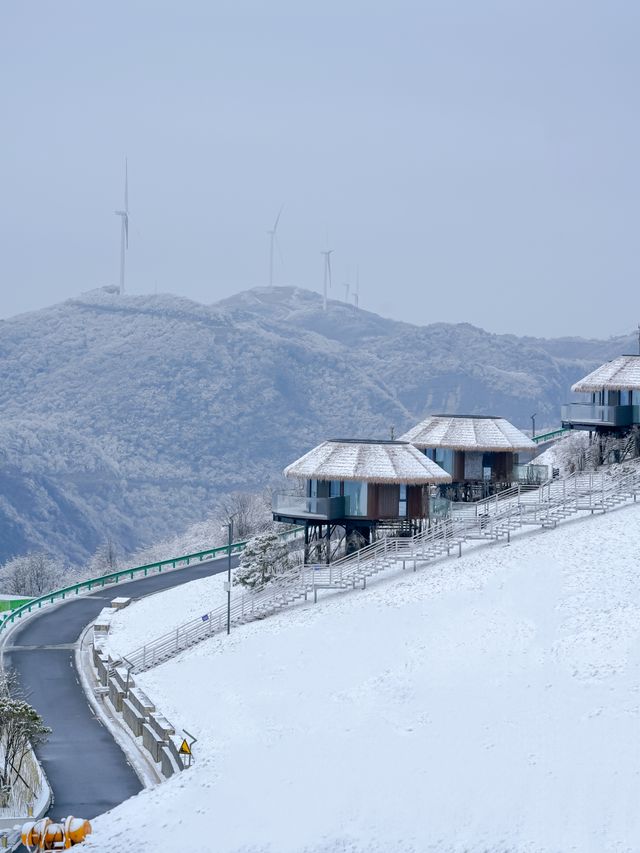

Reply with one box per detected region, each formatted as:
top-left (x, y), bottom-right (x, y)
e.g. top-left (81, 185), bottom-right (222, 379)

top-left (0, 285), bottom-right (630, 565)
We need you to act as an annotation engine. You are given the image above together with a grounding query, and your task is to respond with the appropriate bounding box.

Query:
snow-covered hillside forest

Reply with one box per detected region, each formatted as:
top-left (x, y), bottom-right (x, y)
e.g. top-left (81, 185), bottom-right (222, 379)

top-left (0, 285), bottom-right (632, 566)
top-left (0, 489), bottom-right (275, 596)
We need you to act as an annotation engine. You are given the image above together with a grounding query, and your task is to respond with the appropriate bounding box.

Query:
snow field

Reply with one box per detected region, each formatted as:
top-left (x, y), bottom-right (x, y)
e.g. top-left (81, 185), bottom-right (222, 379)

top-left (87, 504), bottom-right (640, 852)
top-left (106, 570), bottom-right (229, 656)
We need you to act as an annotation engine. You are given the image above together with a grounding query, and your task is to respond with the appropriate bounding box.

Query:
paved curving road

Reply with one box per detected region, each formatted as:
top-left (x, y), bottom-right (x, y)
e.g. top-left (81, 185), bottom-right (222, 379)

top-left (3, 554), bottom-right (237, 826)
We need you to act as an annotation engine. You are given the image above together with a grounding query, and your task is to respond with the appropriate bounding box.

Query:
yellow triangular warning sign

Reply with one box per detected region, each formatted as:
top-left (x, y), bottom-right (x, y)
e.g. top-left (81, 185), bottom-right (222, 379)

top-left (179, 739), bottom-right (191, 755)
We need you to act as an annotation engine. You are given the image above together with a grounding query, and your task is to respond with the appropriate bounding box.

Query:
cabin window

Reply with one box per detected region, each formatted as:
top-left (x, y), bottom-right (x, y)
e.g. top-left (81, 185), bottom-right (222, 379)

top-left (398, 484), bottom-right (407, 517)
top-left (427, 448), bottom-right (454, 475)
top-left (343, 480), bottom-right (368, 516)
top-left (620, 391), bottom-right (631, 405)
top-left (309, 480), bottom-right (332, 498)
top-left (330, 480), bottom-right (341, 497)
top-left (482, 452), bottom-right (493, 482)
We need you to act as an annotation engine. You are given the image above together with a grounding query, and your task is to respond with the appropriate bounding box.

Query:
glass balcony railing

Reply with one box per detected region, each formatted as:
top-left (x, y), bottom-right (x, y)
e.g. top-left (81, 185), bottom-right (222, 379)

top-left (561, 403), bottom-right (636, 427)
top-left (429, 496), bottom-right (451, 519)
top-left (272, 493), bottom-right (348, 520)
top-left (514, 463), bottom-right (549, 484)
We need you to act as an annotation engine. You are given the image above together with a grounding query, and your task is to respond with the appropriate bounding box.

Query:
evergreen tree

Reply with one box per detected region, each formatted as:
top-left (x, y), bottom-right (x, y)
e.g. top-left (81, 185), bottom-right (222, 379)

top-left (0, 673), bottom-right (50, 806)
top-left (234, 532), bottom-right (289, 591)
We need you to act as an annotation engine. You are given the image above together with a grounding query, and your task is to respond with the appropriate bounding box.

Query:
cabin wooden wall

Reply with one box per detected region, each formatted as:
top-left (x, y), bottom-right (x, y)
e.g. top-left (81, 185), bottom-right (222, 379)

top-left (367, 484), bottom-right (400, 518)
top-left (407, 486), bottom-right (426, 518)
top-left (366, 485), bottom-right (427, 519)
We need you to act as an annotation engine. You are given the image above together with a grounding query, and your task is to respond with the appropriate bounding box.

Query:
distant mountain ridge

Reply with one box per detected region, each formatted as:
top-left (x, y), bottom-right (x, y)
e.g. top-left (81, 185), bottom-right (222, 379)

top-left (0, 285), bottom-right (631, 565)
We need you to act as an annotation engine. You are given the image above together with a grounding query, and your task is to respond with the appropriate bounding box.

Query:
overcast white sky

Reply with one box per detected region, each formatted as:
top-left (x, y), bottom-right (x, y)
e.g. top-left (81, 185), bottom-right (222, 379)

top-left (2, 1), bottom-right (639, 338)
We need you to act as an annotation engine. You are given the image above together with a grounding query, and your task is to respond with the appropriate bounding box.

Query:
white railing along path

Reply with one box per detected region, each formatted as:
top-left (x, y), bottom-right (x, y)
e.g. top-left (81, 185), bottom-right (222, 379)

top-left (123, 465), bottom-right (640, 673)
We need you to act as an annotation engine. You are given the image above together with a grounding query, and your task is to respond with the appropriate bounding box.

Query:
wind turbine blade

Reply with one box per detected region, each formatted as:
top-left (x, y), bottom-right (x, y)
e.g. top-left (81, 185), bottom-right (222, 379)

top-left (272, 204), bottom-right (284, 234)
top-left (125, 214), bottom-right (129, 249)
top-left (124, 157), bottom-right (129, 213)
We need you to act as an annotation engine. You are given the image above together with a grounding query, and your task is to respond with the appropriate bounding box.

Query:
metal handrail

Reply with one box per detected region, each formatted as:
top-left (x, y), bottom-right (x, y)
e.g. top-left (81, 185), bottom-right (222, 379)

top-left (532, 427), bottom-right (570, 444)
top-left (0, 526), bottom-right (304, 632)
top-left (124, 464), bottom-right (640, 673)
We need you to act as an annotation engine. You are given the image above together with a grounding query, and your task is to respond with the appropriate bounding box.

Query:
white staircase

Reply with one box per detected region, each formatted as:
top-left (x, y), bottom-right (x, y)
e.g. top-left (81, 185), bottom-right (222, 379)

top-left (123, 465), bottom-right (640, 673)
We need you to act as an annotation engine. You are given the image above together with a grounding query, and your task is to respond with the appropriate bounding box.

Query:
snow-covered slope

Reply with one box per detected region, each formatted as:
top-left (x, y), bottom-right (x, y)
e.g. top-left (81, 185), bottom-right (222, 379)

top-left (85, 502), bottom-right (640, 852)
top-left (0, 285), bottom-right (633, 566)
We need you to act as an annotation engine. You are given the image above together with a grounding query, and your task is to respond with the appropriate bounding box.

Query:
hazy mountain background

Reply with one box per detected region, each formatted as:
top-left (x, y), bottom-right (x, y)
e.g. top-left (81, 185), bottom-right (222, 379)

top-left (0, 285), bottom-right (631, 566)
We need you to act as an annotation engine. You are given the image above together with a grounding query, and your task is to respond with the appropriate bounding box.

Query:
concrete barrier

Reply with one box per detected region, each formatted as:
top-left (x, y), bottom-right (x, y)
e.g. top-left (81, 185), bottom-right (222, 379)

top-left (111, 597), bottom-right (131, 610)
top-left (95, 654), bottom-right (109, 687)
top-left (93, 607), bottom-right (116, 634)
top-left (108, 677), bottom-right (125, 713)
top-left (142, 723), bottom-right (166, 763)
top-left (122, 697), bottom-right (144, 738)
top-left (148, 713), bottom-right (175, 741)
top-left (92, 643), bottom-right (105, 668)
top-left (166, 735), bottom-right (186, 769)
top-left (112, 665), bottom-right (134, 694)
top-left (90, 641), bottom-right (186, 779)
top-left (159, 745), bottom-right (182, 778)
top-left (128, 688), bottom-right (155, 718)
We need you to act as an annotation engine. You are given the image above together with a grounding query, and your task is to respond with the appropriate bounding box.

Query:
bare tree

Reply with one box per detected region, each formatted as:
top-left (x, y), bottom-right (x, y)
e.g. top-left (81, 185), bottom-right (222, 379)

top-left (218, 491), bottom-right (273, 540)
top-left (1, 554), bottom-right (66, 597)
top-left (88, 538), bottom-right (120, 577)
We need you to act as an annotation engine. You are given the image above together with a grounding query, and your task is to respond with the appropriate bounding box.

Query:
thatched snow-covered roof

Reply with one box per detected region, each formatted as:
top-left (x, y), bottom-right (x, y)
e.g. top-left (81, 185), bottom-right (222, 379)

top-left (571, 355), bottom-right (640, 393)
top-left (400, 415), bottom-right (535, 453)
top-left (284, 439), bottom-right (451, 484)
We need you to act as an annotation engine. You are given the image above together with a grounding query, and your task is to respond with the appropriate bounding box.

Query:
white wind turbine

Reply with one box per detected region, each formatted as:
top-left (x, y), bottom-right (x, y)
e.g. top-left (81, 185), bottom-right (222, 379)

top-left (115, 159), bottom-right (129, 294)
top-left (268, 206), bottom-right (283, 287)
top-left (353, 266), bottom-right (360, 308)
top-left (321, 246), bottom-right (333, 311)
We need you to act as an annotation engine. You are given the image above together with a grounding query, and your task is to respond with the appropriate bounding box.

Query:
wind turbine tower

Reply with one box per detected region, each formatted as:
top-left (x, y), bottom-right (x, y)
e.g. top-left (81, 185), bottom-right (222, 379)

top-left (321, 247), bottom-right (333, 311)
top-left (353, 267), bottom-right (360, 308)
top-left (115, 159), bottom-right (129, 294)
top-left (268, 206), bottom-right (283, 287)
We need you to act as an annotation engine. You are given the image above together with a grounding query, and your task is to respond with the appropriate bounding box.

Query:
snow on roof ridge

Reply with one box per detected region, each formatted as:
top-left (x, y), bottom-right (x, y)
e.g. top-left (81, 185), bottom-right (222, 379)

top-left (284, 439), bottom-right (451, 484)
top-left (399, 414), bottom-right (535, 452)
top-left (572, 355), bottom-right (640, 392)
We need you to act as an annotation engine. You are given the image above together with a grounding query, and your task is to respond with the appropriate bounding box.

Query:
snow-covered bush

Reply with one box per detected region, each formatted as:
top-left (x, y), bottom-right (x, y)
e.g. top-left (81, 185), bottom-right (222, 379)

top-left (234, 532), bottom-right (290, 591)
top-left (556, 431), bottom-right (592, 473)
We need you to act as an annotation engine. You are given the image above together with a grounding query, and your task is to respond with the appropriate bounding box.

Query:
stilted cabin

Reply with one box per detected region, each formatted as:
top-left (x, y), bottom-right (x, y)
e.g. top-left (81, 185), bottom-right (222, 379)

top-left (272, 438), bottom-right (451, 562)
top-left (562, 355), bottom-right (640, 434)
top-left (400, 414), bottom-right (539, 502)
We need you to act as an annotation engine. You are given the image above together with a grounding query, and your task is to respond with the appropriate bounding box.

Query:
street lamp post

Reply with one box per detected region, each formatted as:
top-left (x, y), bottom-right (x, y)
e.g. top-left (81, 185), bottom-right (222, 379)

top-left (226, 517), bottom-right (234, 635)
top-left (531, 413), bottom-right (537, 439)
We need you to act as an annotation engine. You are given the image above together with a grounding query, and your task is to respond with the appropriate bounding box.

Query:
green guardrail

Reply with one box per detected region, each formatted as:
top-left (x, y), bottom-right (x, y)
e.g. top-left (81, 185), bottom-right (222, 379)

top-left (532, 427), bottom-right (570, 444)
top-left (0, 526), bottom-right (304, 632)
